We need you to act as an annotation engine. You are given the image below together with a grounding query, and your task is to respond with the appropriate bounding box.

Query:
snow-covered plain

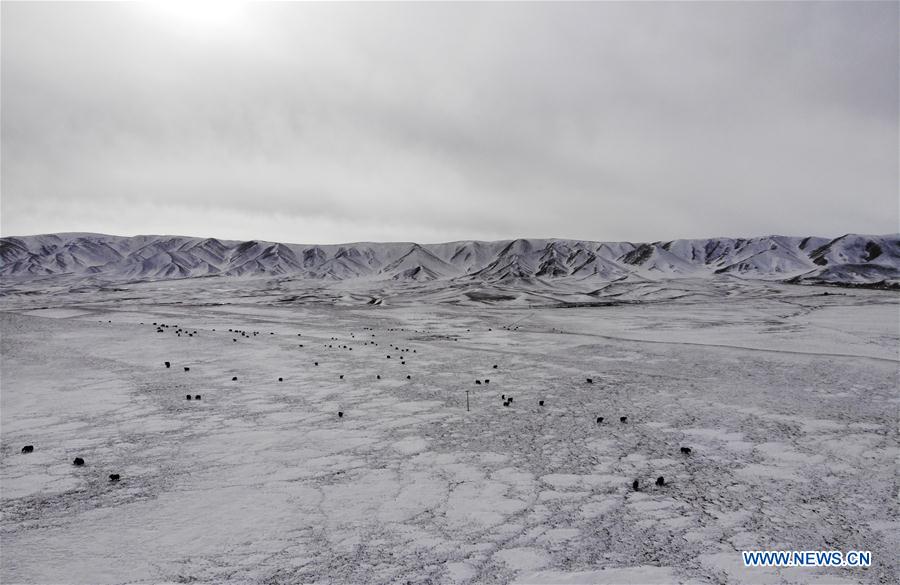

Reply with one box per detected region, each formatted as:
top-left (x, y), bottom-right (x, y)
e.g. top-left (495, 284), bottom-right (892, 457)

top-left (1, 276), bottom-right (897, 584)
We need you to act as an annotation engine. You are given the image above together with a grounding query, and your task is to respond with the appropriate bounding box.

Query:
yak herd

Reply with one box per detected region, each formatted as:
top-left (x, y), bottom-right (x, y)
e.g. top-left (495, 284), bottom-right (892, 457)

top-left (18, 317), bottom-right (693, 493)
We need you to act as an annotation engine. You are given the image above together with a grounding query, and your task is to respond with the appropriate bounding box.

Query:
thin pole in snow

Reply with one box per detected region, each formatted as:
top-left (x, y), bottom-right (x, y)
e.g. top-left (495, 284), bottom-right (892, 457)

top-left (466, 390), bottom-right (470, 412)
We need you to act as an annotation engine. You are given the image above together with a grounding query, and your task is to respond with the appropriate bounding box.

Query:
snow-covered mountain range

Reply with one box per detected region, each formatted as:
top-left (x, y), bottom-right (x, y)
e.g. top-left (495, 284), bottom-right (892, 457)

top-left (1, 233), bottom-right (898, 287)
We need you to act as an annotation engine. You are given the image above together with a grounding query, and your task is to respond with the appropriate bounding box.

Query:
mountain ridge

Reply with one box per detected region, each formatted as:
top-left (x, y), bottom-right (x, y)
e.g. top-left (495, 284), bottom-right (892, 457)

top-left (2, 232), bottom-right (898, 287)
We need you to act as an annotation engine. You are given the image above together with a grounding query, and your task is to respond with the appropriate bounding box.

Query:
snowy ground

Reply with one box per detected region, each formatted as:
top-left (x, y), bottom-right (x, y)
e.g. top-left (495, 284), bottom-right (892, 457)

top-left (1, 278), bottom-right (897, 584)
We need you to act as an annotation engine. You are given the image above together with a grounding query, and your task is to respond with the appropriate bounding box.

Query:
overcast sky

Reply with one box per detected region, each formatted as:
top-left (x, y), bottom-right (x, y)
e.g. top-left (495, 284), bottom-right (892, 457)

top-left (2, 1), bottom-right (897, 244)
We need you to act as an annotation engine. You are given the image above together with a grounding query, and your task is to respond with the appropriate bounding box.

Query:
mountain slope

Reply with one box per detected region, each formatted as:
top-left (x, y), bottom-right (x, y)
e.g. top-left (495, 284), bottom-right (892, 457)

top-left (1, 232), bottom-right (897, 287)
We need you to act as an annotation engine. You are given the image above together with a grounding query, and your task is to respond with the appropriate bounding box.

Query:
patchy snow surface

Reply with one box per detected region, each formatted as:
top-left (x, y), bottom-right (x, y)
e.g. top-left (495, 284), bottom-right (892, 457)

top-left (0, 277), bottom-right (897, 584)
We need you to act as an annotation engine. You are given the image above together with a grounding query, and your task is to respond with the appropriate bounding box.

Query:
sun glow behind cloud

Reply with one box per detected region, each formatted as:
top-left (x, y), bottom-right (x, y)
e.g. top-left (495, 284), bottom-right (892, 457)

top-left (137, 0), bottom-right (249, 39)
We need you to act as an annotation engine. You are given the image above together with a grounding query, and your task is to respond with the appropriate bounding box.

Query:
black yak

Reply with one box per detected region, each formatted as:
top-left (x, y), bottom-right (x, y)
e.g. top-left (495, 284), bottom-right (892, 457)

top-left (73, 457), bottom-right (85, 466)
top-left (656, 476), bottom-right (665, 486)
top-left (680, 447), bottom-right (692, 455)
top-left (109, 474), bottom-right (120, 482)
top-left (21, 445), bottom-right (33, 454)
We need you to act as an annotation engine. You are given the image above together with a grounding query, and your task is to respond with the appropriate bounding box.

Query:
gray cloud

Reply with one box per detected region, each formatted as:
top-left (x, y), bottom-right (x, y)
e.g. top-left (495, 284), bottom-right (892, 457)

top-left (2, 1), bottom-right (897, 244)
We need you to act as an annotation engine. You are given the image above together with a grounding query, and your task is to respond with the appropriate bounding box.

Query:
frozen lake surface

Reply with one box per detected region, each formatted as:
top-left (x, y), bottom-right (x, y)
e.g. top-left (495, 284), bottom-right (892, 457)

top-left (1, 278), bottom-right (897, 584)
